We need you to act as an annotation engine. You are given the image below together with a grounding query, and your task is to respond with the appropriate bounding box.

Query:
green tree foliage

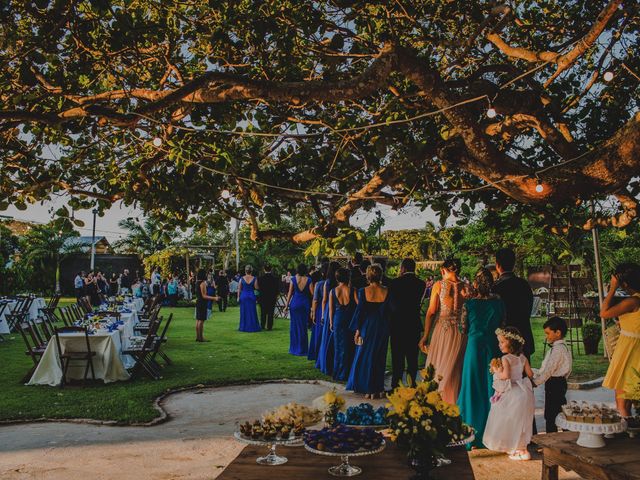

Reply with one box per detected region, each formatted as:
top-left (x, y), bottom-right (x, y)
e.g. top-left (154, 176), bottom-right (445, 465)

top-left (0, 1), bottom-right (638, 243)
top-left (112, 217), bottom-right (170, 256)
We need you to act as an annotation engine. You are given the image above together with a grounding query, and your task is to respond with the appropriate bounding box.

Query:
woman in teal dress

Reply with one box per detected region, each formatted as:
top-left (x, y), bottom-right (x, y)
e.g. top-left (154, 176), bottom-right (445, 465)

top-left (458, 267), bottom-right (505, 449)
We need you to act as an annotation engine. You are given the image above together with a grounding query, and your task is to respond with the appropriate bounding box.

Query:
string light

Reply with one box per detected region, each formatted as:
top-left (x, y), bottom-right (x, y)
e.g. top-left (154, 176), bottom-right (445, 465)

top-left (152, 137), bottom-right (163, 147)
top-left (486, 106), bottom-right (497, 118)
top-left (535, 179), bottom-right (544, 193)
top-left (603, 71), bottom-right (614, 82)
top-left (221, 189), bottom-right (231, 199)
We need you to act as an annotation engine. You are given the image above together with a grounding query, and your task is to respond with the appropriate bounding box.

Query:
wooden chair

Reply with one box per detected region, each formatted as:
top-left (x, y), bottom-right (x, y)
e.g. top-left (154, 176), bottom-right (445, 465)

top-left (150, 313), bottom-right (173, 367)
top-left (124, 316), bottom-right (162, 380)
top-left (133, 305), bottom-right (161, 335)
top-left (53, 326), bottom-right (96, 387)
top-left (16, 321), bottom-right (47, 382)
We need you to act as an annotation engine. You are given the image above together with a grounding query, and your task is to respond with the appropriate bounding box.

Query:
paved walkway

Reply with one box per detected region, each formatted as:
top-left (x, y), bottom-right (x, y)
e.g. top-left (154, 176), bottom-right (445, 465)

top-left (0, 381), bottom-right (615, 480)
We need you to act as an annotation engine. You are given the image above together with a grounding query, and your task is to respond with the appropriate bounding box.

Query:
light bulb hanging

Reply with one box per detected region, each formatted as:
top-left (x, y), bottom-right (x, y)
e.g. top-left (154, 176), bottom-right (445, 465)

top-left (221, 189), bottom-right (231, 199)
top-left (486, 107), bottom-right (497, 118)
top-left (603, 71), bottom-right (614, 82)
top-left (535, 177), bottom-right (544, 193)
top-left (152, 137), bottom-right (163, 147)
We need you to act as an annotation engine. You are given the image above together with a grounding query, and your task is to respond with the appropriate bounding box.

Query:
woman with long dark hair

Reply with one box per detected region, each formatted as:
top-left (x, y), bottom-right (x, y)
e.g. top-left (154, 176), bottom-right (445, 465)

top-left (195, 269), bottom-right (219, 342)
top-left (330, 267), bottom-right (356, 381)
top-left (308, 264), bottom-right (327, 361)
top-left (286, 263), bottom-right (313, 355)
top-left (316, 261), bottom-right (341, 374)
top-left (601, 262), bottom-right (640, 416)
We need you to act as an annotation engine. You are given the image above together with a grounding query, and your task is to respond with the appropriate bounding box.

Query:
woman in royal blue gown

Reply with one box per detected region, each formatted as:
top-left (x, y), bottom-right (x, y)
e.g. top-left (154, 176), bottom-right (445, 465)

top-left (329, 267), bottom-right (356, 382)
top-left (308, 265), bottom-right (327, 361)
top-left (347, 264), bottom-right (390, 398)
top-left (286, 263), bottom-right (313, 356)
top-left (316, 261), bottom-right (340, 374)
top-left (238, 265), bottom-right (261, 332)
top-left (458, 267), bottom-right (504, 449)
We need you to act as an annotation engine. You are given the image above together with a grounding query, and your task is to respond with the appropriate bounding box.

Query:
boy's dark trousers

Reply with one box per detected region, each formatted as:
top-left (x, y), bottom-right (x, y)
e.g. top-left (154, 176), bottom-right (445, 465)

top-left (545, 376), bottom-right (567, 433)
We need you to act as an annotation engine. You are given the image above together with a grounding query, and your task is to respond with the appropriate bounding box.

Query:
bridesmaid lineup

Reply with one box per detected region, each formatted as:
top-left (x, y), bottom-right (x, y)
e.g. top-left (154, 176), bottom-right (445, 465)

top-left (219, 252), bottom-right (637, 459)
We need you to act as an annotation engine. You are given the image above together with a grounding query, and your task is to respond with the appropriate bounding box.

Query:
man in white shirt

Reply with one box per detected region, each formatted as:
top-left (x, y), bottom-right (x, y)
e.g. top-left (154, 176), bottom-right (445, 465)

top-left (533, 316), bottom-right (572, 433)
top-left (74, 271), bottom-right (86, 300)
top-left (151, 268), bottom-right (162, 296)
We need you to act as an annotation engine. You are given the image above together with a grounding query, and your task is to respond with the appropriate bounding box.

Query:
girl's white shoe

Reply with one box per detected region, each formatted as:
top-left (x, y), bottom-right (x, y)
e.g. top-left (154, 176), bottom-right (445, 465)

top-left (508, 451), bottom-right (531, 461)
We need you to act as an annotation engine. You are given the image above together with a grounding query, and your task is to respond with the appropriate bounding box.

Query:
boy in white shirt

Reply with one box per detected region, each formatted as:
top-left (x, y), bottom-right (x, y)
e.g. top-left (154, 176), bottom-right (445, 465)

top-left (533, 316), bottom-right (572, 433)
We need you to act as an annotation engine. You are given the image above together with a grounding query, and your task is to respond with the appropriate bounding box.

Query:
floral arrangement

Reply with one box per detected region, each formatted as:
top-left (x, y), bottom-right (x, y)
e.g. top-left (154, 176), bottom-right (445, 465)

top-left (336, 403), bottom-right (388, 426)
top-left (386, 364), bottom-right (473, 460)
top-left (323, 389), bottom-right (346, 426)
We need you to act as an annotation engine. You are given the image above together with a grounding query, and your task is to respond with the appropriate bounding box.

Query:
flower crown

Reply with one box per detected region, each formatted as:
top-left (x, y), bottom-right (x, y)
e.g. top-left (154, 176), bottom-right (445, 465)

top-left (495, 328), bottom-right (525, 345)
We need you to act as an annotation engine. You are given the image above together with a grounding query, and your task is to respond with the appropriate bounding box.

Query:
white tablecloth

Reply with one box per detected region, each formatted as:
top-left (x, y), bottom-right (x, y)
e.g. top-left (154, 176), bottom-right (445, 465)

top-left (27, 329), bottom-right (131, 386)
top-left (0, 297), bottom-right (46, 334)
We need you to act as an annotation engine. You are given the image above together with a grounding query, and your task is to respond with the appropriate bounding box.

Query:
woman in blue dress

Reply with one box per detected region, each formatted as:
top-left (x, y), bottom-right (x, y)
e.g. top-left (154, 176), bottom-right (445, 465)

top-left (286, 263), bottom-right (313, 356)
top-left (308, 265), bottom-right (326, 361)
top-left (329, 267), bottom-right (356, 381)
top-left (458, 267), bottom-right (505, 449)
top-left (238, 265), bottom-right (261, 332)
top-left (316, 261), bottom-right (340, 374)
top-left (347, 264), bottom-right (390, 398)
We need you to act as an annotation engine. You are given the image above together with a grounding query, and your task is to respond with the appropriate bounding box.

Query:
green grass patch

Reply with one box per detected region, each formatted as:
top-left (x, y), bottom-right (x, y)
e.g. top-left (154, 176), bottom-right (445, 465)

top-left (0, 304), bottom-right (608, 423)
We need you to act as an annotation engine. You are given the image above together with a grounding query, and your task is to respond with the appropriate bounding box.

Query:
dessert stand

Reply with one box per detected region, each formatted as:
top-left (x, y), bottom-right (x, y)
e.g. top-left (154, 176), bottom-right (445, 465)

top-left (233, 431), bottom-right (303, 465)
top-left (304, 439), bottom-right (386, 477)
top-left (556, 414), bottom-right (627, 448)
top-left (435, 432), bottom-right (476, 467)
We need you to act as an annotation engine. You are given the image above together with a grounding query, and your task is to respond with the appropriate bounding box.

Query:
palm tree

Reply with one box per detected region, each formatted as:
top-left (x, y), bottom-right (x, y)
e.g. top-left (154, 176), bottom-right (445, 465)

top-left (21, 224), bottom-right (83, 293)
top-left (113, 217), bottom-right (166, 256)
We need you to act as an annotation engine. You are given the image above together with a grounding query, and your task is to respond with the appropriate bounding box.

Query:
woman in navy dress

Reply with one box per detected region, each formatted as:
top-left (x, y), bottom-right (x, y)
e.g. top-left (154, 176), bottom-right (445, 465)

top-left (316, 261), bottom-right (340, 374)
top-left (329, 267), bottom-right (356, 381)
top-left (238, 265), bottom-right (261, 332)
top-left (308, 266), bottom-right (326, 361)
top-left (286, 263), bottom-right (313, 356)
top-left (347, 264), bottom-right (390, 398)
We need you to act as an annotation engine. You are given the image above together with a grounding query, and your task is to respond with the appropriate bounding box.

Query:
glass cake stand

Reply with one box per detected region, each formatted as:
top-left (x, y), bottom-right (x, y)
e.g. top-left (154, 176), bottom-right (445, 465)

top-left (435, 432), bottom-right (476, 467)
top-left (233, 431), bottom-right (303, 465)
top-left (556, 414), bottom-right (627, 448)
top-left (304, 439), bottom-right (386, 477)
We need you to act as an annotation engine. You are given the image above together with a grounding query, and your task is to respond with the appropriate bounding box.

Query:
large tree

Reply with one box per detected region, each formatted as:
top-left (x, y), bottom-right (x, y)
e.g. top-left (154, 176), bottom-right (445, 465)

top-left (0, 1), bottom-right (638, 242)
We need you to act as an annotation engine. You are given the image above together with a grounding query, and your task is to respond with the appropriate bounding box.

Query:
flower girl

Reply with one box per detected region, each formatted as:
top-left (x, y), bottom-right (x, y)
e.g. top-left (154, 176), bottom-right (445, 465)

top-left (483, 327), bottom-right (535, 461)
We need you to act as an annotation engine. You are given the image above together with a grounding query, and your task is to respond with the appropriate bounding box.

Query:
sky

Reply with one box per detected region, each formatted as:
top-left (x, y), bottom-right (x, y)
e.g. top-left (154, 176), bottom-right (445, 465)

top-left (2, 198), bottom-right (440, 242)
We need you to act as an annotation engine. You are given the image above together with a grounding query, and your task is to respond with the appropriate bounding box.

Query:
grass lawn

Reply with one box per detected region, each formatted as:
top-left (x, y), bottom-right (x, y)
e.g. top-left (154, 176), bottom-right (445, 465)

top-left (0, 305), bottom-right (609, 424)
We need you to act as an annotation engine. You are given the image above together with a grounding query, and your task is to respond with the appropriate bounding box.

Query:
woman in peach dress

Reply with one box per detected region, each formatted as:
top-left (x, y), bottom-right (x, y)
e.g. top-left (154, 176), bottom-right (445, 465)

top-left (419, 258), bottom-right (469, 404)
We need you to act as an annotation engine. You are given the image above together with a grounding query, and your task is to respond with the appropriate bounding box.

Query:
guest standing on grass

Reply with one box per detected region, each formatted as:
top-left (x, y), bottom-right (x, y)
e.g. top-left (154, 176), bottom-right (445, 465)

top-left (389, 258), bottom-right (426, 388)
top-left (458, 267), bottom-right (504, 450)
top-left (347, 264), bottom-right (390, 399)
top-left (601, 262), bottom-right (640, 417)
top-left (330, 267), bottom-right (356, 381)
top-left (167, 274), bottom-right (179, 307)
top-left (238, 265), bottom-right (261, 332)
top-left (316, 261), bottom-right (340, 374)
top-left (308, 265), bottom-right (327, 361)
top-left (216, 270), bottom-right (229, 312)
top-left (195, 269), bottom-right (219, 342)
top-left (286, 263), bottom-right (313, 356)
top-left (258, 264), bottom-right (279, 331)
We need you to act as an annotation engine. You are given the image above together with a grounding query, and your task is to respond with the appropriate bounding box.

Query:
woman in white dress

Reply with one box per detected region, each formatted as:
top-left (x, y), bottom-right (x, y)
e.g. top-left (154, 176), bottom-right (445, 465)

top-left (483, 327), bottom-right (535, 461)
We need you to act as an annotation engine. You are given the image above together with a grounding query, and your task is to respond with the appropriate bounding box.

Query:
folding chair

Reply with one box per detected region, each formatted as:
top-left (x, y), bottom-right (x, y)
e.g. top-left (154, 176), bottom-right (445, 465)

top-left (124, 316), bottom-right (162, 380)
top-left (150, 313), bottom-right (173, 367)
top-left (6, 298), bottom-right (30, 332)
top-left (54, 326), bottom-right (97, 387)
top-left (0, 302), bottom-right (7, 341)
top-left (133, 305), bottom-right (161, 335)
top-left (16, 321), bottom-right (47, 382)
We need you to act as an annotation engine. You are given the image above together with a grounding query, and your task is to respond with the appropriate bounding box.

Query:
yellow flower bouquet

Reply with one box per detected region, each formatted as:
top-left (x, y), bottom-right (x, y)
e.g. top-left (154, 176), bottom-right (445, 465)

top-left (323, 389), bottom-right (346, 426)
top-left (386, 364), bottom-right (473, 463)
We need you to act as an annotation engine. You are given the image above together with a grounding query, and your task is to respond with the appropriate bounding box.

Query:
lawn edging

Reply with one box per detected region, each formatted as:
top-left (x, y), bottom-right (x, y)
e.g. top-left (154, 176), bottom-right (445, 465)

top-left (0, 378), bottom-right (340, 428)
top-left (568, 376), bottom-right (604, 390)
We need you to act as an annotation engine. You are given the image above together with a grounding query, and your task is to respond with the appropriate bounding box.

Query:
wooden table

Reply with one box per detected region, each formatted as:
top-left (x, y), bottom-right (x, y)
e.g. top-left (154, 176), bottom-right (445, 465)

top-left (217, 443), bottom-right (475, 479)
top-left (534, 432), bottom-right (640, 480)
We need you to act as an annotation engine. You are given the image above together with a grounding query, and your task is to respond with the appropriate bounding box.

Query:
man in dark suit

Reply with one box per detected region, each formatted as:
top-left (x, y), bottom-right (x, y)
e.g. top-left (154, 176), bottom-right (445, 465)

top-left (492, 248), bottom-right (535, 358)
top-left (258, 264), bottom-right (279, 330)
top-left (216, 270), bottom-right (229, 312)
top-left (389, 258), bottom-right (427, 388)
